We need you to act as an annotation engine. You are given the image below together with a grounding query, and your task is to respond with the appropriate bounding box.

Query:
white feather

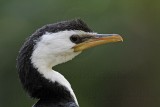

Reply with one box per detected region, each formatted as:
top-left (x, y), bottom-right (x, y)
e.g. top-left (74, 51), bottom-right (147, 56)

top-left (31, 30), bottom-right (90, 106)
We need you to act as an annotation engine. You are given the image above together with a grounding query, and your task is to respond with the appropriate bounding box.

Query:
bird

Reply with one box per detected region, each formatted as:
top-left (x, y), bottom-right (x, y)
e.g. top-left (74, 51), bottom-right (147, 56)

top-left (16, 19), bottom-right (123, 107)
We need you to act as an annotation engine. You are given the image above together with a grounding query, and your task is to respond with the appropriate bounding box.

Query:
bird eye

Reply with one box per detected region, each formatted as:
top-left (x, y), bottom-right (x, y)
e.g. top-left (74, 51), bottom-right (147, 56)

top-left (70, 35), bottom-right (81, 44)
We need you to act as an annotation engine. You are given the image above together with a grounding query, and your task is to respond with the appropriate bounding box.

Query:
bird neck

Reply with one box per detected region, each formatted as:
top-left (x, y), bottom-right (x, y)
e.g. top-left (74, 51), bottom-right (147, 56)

top-left (36, 68), bottom-right (79, 106)
top-left (17, 49), bottom-right (79, 106)
top-left (31, 72), bottom-right (78, 107)
top-left (30, 50), bottom-right (80, 106)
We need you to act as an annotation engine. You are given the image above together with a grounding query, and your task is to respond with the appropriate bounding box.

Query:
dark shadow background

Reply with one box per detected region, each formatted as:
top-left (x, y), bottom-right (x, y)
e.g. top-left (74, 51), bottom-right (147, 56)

top-left (0, 0), bottom-right (160, 107)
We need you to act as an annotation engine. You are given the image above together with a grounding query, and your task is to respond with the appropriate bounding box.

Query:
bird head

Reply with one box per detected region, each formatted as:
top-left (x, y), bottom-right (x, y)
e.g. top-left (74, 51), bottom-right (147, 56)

top-left (30, 19), bottom-right (123, 70)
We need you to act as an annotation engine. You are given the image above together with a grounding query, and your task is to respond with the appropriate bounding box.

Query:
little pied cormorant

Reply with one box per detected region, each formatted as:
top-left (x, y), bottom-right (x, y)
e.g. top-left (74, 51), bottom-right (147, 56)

top-left (17, 19), bottom-right (123, 107)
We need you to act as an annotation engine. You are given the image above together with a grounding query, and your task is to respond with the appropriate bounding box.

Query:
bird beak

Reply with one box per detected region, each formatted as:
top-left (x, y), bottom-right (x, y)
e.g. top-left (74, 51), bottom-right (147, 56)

top-left (73, 34), bottom-right (123, 52)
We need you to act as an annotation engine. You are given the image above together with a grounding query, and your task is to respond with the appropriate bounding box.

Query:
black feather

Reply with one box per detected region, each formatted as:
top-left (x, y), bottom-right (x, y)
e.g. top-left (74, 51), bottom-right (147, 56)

top-left (33, 99), bottom-right (78, 107)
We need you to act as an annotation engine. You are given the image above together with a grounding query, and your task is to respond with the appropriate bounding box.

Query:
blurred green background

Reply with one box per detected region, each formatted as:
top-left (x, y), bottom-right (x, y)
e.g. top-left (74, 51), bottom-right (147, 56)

top-left (0, 0), bottom-right (160, 107)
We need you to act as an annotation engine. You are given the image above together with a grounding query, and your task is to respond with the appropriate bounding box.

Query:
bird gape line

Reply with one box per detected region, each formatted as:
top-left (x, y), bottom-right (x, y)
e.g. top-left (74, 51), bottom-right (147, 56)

top-left (17, 19), bottom-right (123, 107)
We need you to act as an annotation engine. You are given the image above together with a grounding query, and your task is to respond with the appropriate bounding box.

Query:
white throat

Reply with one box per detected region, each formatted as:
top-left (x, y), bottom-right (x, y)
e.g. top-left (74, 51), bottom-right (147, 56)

top-left (30, 30), bottom-right (86, 106)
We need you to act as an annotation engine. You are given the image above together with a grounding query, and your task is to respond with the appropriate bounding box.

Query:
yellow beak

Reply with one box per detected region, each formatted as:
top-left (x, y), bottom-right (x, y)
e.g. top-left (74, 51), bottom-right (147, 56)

top-left (73, 34), bottom-right (123, 52)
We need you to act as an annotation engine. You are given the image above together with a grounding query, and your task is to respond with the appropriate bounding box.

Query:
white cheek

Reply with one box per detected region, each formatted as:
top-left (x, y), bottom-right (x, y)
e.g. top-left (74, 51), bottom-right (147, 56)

top-left (32, 30), bottom-right (83, 66)
top-left (42, 32), bottom-right (75, 52)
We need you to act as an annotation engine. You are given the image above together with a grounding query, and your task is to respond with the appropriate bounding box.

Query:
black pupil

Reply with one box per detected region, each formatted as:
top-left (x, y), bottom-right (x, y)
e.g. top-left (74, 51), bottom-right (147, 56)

top-left (70, 35), bottom-right (81, 44)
